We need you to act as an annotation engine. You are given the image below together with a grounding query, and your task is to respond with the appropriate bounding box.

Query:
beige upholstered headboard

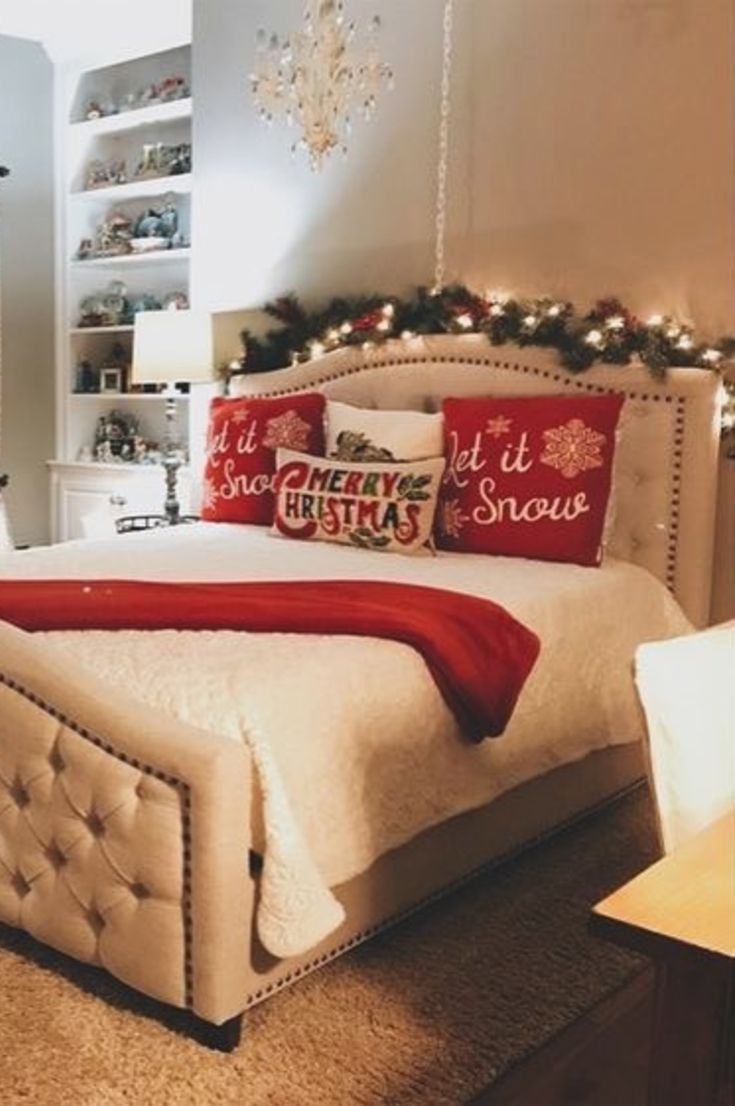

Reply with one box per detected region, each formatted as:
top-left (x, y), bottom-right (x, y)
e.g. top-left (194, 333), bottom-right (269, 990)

top-left (228, 335), bottom-right (722, 627)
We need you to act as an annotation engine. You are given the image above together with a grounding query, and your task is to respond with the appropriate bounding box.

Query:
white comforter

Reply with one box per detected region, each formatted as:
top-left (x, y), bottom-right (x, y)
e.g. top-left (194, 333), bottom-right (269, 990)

top-left (0, 524), bottom-right (691, 956)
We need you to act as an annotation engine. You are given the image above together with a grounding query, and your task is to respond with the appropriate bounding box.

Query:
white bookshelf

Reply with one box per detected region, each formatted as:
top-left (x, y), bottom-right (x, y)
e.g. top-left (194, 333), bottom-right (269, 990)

top-left (53, 42), bottom-right (194, 541)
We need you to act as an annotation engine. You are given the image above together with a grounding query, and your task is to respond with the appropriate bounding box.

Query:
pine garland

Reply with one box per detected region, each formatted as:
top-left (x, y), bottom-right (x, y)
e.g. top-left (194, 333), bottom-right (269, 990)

top-left (235, 285), bottom-right (734, 379)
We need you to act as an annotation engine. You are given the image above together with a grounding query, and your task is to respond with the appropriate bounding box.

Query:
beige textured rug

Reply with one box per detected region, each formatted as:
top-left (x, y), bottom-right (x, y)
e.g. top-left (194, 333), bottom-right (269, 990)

top-left (0, 788), bottom-right (656, 1106)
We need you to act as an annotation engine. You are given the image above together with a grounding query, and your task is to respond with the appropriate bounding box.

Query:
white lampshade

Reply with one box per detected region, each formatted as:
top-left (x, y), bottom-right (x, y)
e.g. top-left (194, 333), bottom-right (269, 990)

top-left (132, 310), bottom-right (214, 386)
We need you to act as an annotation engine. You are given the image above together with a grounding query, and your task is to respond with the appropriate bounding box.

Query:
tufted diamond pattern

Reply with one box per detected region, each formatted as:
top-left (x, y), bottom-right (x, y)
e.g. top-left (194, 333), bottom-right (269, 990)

top-left (0, 681), bottom-right (188, 1008)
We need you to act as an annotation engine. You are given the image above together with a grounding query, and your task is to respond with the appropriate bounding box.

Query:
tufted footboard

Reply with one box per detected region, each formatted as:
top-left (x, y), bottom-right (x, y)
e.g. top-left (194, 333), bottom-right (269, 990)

top-left (0, 621), bottom-right (253, 1029)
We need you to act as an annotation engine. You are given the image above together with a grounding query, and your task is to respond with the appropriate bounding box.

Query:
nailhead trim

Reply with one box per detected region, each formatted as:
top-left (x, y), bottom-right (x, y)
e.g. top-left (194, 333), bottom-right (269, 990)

top-left (0, 674), bottom-right (195, 1011)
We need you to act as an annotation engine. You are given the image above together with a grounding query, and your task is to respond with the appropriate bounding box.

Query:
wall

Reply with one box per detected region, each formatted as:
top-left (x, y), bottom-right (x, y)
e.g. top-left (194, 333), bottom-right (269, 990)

top-left (0, 35), bottom-right (55, 545)
top-left (192, 0), bottom-right (735, 336)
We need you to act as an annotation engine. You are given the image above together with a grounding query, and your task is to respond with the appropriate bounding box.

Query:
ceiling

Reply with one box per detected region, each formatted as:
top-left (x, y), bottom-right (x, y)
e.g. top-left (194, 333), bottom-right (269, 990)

top-left (0, 0), bottom-right (191, 63)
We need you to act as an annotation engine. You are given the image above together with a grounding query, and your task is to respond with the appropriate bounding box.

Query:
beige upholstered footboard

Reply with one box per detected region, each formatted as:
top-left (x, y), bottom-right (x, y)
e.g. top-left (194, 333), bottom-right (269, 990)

top-left (0, 621), bottom-right (253, 1026)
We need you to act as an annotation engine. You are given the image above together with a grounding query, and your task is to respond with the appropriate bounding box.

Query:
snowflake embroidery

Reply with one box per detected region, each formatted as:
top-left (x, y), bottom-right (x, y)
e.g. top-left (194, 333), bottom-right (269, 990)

top-left (439, 498), bottom-right (469, 538)
top-left (540, 418), bottom-right (606, 479)
top-left (202, 478), bottom-right (220, 511)
top-left (262, 409), bottom-right (312, 451)
top-left (231, 407), bottom-right (250, 425)
top-left (485, 415), bottom-right (514, 438)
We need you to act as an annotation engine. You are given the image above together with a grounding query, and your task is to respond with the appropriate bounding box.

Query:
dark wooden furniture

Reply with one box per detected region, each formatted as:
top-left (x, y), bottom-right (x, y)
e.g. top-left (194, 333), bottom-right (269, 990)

top-left (591, 812), bottom-right (735, 1106)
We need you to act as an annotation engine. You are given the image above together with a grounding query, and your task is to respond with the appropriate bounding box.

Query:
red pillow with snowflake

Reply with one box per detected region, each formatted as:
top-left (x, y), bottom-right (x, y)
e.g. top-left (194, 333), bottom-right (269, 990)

top-left (436, 393), bottom-right (624, 566)
top-left (201, 393), bottom-right (326, 524)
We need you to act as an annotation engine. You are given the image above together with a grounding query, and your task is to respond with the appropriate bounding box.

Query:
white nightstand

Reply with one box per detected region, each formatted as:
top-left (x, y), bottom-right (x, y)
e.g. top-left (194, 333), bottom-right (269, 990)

top-left (48, 461), bottom-right (191, 541)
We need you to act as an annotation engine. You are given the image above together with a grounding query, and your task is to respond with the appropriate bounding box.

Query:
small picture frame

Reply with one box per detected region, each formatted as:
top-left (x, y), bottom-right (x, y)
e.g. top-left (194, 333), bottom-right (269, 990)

top-left (100, 368), bottom-right (123, 394)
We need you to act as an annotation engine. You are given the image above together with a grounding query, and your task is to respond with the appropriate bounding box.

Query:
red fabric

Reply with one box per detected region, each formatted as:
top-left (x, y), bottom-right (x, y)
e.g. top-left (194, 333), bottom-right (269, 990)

top-left (201, 393), bottom-right (326, 525)
top-left (437, 394), bottom-right (624, 566)
top-left (0, 579), bottom-right (540, 742)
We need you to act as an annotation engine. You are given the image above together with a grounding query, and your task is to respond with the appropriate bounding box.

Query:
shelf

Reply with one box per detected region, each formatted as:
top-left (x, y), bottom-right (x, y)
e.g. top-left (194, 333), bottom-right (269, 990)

top-left (70, 173), bottom-right (192, 202)
top-left (68, 392), bottom-right (190, 401)
top-left (69, 97), bottom-right (192, 137)
top-left (48, 459), bottom-right (191, 474)
top-left (71, 248), bottom-right (191, 269)
top-left (70, 325), bottom-right (135, 335)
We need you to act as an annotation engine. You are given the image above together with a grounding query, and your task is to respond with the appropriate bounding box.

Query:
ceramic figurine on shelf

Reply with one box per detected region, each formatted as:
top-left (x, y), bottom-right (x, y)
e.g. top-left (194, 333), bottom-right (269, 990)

top-left (162, 290), bottom-right (189, 311)
top-left (87, 211), bottom-right (133, 258)
top-left (133, 197), bottom-right (178, 243)
top-left (85, 158), bottom-right (127, 190)
top-left (129, 292), bottom-right (163, 316)
top-left (163, 143), bottom-right (191, 175)
top-left (74, 358), bottom-right (98, 393)
top-left (156, 75), bottom-right (189, 102)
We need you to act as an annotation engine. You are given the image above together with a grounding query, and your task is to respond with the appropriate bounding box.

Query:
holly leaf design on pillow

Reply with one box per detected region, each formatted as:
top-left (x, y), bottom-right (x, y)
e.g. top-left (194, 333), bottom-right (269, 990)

top-left (263, 409), bottom-right (312, 451)
top-left (332, 430), bottom-right (396, 463)
top-left (348, 528), bottom-right (392, 550)
top-left (540, 418), bottom-right (606, 479)
top-left (397, 473), bottom-right (433, 501)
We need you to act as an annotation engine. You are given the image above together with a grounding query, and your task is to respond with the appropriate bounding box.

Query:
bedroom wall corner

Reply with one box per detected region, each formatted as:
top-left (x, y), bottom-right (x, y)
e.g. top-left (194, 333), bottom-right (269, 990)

top-left (0, 35), bottom-right (55, 547)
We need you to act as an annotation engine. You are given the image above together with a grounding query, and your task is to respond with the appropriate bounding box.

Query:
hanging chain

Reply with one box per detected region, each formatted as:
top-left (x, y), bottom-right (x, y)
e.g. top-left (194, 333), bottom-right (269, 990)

top-left (433, 0), bottom-right (454, 293)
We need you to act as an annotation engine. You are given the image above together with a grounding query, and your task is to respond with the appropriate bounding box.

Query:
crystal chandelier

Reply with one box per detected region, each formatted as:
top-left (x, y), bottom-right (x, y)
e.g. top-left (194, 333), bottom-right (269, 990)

top-left (251, 0), bottom-right (393, 170)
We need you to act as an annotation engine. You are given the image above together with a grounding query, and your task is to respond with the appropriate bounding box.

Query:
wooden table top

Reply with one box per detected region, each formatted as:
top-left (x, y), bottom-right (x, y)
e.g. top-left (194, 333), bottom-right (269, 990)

top-left (592, 810), bottom-right (735, 963)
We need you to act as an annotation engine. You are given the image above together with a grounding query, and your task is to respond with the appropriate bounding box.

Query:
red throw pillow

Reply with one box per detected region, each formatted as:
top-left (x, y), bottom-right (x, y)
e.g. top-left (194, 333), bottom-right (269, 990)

top-left (201, 393), bottom-right (326, 524)
top-left (436, 393), bottom-right (624, 566)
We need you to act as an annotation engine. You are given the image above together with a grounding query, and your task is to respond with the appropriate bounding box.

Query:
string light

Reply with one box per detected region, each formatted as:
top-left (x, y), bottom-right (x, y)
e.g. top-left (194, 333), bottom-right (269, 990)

top-left (546, 304), bottom-right (563, 318)
top-left (456, 312), bottom-right (474, 329)
top-left (401, 329), bottom-right (416, 339)
top-left (666, 325), bottom-right (682, 340)
top-left (489, 303), bottom-right (505, 317)
top-left (702, 348), bottom-right (724, 365)
top-left (606, 315), bottom-right (626, 331)
top-left (340, 321), bottom-right (353, 335)
top-left (585, 329), bottom-right (604, 348)
top-left (676, 335), bottom-right (694, 351)
top-left (309, 340), bottom-right (326, 358)
top-left (522, 314), bottom-right (538, 329)
top-left (647, 314), bottom-right (664, 327)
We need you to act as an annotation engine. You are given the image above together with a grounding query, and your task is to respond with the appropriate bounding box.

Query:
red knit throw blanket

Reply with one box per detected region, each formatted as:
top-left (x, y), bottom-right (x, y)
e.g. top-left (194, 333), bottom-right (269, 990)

top-left (0, 579), bottom-right (540, 741)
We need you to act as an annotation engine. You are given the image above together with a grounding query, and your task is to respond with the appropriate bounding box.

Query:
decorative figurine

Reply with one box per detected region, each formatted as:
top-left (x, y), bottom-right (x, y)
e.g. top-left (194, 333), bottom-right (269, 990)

top-left (85, 158), bottom-right (127, 190)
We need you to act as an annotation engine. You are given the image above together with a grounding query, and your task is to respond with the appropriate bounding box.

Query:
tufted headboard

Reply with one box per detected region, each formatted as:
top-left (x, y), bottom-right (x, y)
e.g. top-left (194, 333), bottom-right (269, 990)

top-left (227, 335), bottom-right (722, 627)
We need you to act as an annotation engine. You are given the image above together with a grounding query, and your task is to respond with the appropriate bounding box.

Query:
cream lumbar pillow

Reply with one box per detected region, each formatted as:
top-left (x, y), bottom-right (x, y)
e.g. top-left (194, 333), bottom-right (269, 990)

top-left (325, 399), bottom-right (444, 463)
top-left (273, 447), bottom-right (445, 554)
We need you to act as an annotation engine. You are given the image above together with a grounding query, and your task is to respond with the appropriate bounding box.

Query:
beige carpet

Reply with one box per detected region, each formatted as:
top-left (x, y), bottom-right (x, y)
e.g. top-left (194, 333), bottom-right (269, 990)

top-left (0, 787), bottom-right (657, 1106)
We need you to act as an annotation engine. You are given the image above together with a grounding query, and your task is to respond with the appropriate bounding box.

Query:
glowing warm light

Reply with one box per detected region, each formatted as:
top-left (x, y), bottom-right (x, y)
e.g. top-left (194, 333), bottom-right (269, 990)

top-left (647, 313), bottom-right (664, 327)
top-left (376, 318), bottom-right (392, 332)
top-left (677, 335), bottom-right (694, 351)
top-left (606, 315), bottom-right (625, 331)
top-left (701, 348), bottom-right (723, 365)
top-left (523, 314), bottom-right (538, 328)
top-left (486, 289), bottom-right (510, 304)
top-left (546, 304), bottom-right (563, 318)
top-left (666, 325), bottom-right (682, 339)
top-left (340, 321), bottom-right (353, 335)
top-left (456, 313), bottom-right (473, 329)
top-left (309, 341), bottom-right (326, 358)
top-left (326, 327), bottom-right (340, 342)
top-left (585, 329), bottom-right (604, 347)
top-left (401, 330), bottom-right (415, 340)
top-left (382, 303), bottom-right (395, 318)
top-left (489, 304), bottom-right (505, 317)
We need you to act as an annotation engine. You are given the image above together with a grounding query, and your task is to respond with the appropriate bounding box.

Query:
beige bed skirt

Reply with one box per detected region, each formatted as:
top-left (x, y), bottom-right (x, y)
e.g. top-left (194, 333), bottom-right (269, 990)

top-left (245, 741), bottom-right (646, 1009)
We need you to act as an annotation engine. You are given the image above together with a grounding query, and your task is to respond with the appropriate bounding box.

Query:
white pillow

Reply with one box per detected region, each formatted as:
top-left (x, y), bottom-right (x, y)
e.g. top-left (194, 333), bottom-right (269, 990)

top-left (325, 399), bottom-right (443, 462)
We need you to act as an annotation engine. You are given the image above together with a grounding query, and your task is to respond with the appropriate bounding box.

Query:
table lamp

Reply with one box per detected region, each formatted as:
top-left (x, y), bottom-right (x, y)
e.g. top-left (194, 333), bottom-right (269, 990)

top-left (132, 309), bottom-right (214, 525)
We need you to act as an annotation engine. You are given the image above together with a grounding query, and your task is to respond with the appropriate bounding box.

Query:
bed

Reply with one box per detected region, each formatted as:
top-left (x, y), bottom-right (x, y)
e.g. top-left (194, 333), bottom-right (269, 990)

top-left (0, 336), bottom-right (721, 1050)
